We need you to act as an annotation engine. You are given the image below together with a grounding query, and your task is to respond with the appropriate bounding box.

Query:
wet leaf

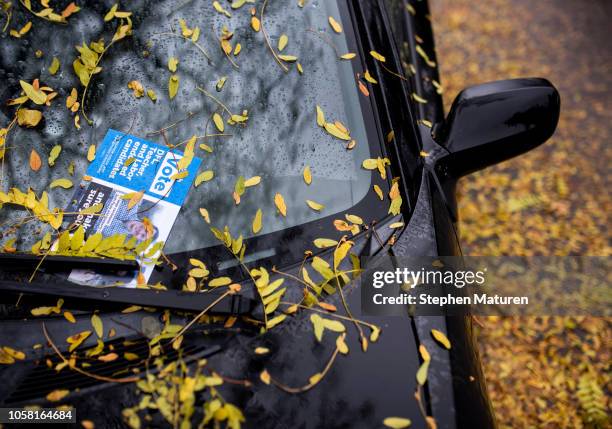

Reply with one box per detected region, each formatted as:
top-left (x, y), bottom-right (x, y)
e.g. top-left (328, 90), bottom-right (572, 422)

top-left (412, 93), bottom-right (427, 104)
top-left (314, 238), bottom-right (338, 248)
top-left (147, 89), bottom-right (157, 102)
top-left (87, 144), bottom-right (96, 162)
top-left (17, 109), bottom-right (43, 127)
top-left (370, 50), bottom-right (386, 62)
top-left (48, 57), bottom-right (60, 75)
top-left (63, 311), bottom-right (76, 323)
top-left (340, 53), bottom-right (356, 60)
top-left (50, 178), bottom-right (73, 189)
top-left (373, 184), bottom-right (384, 200)
top-left (303, 165), bottom-right (312, 185)
top-left (254, 347), bottom-right (269, 355)
top-left (168, 75), bottom-right (179, 99)
top-left (91, 313), bottom-right (103, 338)
top-left (278, 54), bottom-right (298, 62)
top-left (29, 149), bottom-right (42, 171)
top-left (213, 113), bottom-right (225, 132)
top-left (274, 193), bottom-right (287, 217)
top-left (98, 352), bottom-right (118, 362)
top-left (67, 330), bottom-right (91, 352)
top-left (278, 34), bottom-right (288, 52)
top-left (46, 389), bottom-right (69, 402)
top-left (306, 200), bottom-right (324, 211)
top-left (416, 360), bottom-right (429, 385)
top-left (251, 16), bottom-right (260, 32)
top-left (209, 277), bottom-right (231, 287)
top-left (195, 171), bottom-right (214, 187)
top-left (364, 70), bottom-right (378, 84)
top-left (244, 176), bottom-right (261, 187)
top-left (20, 80), bottom-right (47, 105)
top-left (260, 370), bottom-right (271, 385)
top-left (328, 16), bottom-right (342, 33)
top-left (199, 208), bottom-right (211, 223)
top-left (168, 57), bottom-right (178, 72)
top-left (431, 329), bottom-right (451, 349)
top-left (127, 80), bottom-right (144, 98)
top-left (316, 105), bottom-right (325, 127)
top-left (324, 122), bottom-right (351, 141)
top-left (383, 417), bottom-right (412, 428)
top-left (336, 334), bottom-right (349, 354)
top-left (252, 208), bottom-right (263, 233)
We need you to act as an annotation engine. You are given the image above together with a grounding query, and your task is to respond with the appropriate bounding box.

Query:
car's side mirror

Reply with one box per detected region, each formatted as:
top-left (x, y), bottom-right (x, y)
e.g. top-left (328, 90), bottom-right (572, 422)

top-left (433, 78), bottom-right (560, 178)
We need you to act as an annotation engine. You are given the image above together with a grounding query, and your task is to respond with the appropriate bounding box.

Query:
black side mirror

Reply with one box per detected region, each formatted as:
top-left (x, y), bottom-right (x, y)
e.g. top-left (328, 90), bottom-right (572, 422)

top-left (434, 78), bottom-right (560, 178)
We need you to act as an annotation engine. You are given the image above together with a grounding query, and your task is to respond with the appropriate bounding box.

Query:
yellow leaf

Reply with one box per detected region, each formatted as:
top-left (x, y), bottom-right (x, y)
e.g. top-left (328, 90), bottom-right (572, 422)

top-left (46, 389), bottom-right (69, 402)
top-left (313, 238), bottom-right (338, 249)
top-left (255, 347), bottom-right (269, 355)
top-left (67, 330), bottom-right (91, 352)
top-left (20, 80), bottom-right (47, 105)
top-left (345, 214), bottom-right (363, 225)
top-left (30, 149), bottom-right (42, 171)
top-left (364, 70), bottom-right (378, 84)
top-left (383, 417), bottom-right (412, 428)
top-left (168, 57), bottom-right (178, 72)
top-left (195, 171), bottom-right (214, 187)
top-left (431, 329), bottom-right (451, 349)
top-left (340, 53), bottom-right (356, 60)
top-left (416, 360), bottom-right (429, 385)
top-left (374, 184), bottom-right (384, 200)
top-left (260, 370), bottom-right (271, 385)
top-left (213, 113), bottom-right (224, 132)
top-left (328, 16), bottom-right (342, 33)
top-left (244, 176), bottom-right (261, 187)
top-left (104, 4), bottom-right (118, 21)
top-left (251, 16), bottom-right (260, 32)
top-left (50, 178), bottom-right (73, 189)
top-left (309, 372), bottom-right (323, 385)
top-left (63, 311), bottom-right (76, 323)
top-left (48, 57), bottom-right (60, 75)
top-left (199, 208), bottom-right (211, 223)
top-left (209, 277), bottom-right (231, 287)
top-left (127, 80), bottom-right (144, 98)
top-left (122, 190), bottom-right (144, 210)
top-left (306, 200), bottom-right (324, 211)
top-left (278, 34), bottom-right (288, 51)
top-left (303, 165), bottom-right (312, 185)
top-left (274, 193), bottom-right (287, 217)
top-left (324, 122), bottom-right (351, 141)
top-left (315, 105), bottom-right (325, 127)
top-left (98, 352), bottom-right (118, 362)
top-left (91, 313), bottom-right (103, 337)
top-left (278, 54), bottom-right (298, 62)
top-left (362, 159), bottom-right (378, 169)
top-left (168, 75), bottom-right (179, 99)
top-left (336, 334), bottom-right (349, 354)
top-left (83, 144), bottom-right (96, 163)
top-left (147, 89), bottom-right (157, 102)
top-left (17, 109), bottom-right (43, 127)
top-left (252, 208), bottom-right (263, 233)
top-left (370, 50), bottom-right (386, 62)
top-left (412, 93), bottom-right (427, 104)
top-left (419, 344), bottom-right (431, 362)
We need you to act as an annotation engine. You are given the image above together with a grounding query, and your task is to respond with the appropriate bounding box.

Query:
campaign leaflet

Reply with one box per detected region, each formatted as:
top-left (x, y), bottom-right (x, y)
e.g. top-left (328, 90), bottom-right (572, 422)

top-left (66, 129), bottom-right (201, 287)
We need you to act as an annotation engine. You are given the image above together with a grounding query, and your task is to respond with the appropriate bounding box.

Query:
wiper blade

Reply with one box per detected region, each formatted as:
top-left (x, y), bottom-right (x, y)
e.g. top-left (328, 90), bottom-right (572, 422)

top-left (0, 280), bottom-right (256, 315)
top-left (0, 253), bottom-right (140, 272)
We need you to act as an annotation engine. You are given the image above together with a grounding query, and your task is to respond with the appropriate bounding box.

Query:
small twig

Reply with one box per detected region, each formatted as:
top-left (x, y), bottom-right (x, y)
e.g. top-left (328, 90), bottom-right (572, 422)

top-left (170, 289), bottom-right (233, 345)
top-left (280, 301), bottom-right (379, 331)
top-left (146, 111), bottom-right (197, 137)
top-left (196, 87), bottom-right (234, 117)
top-left (269, 343), bottom-right (341, 393)
top-left (42, 323), bottom-right (139, 383)
top-left (151, 31), bottom-right (212, 62)
top-left (260, 0), bottom-right (289, 73)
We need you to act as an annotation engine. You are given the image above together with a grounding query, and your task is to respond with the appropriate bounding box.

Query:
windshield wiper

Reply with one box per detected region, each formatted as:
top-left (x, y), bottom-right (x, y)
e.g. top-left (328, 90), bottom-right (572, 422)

top-left (0, 253), bottom-right (140, 272)
top-left (0, 279), bottom-right (256, 315)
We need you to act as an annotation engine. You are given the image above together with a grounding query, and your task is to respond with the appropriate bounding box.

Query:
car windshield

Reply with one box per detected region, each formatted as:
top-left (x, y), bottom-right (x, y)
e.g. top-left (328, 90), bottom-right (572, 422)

top-left (0, 0), bottom-right (390, 281)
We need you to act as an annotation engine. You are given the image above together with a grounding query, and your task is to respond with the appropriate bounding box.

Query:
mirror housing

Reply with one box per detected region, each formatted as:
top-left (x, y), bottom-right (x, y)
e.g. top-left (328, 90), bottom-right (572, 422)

top-left (434, 78), bottom-right (560, 178)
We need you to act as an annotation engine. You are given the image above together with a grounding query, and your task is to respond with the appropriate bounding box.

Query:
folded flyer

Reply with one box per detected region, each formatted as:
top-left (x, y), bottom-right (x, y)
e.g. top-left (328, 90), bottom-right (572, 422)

top-left (67, 129), bottom-right (201, 287)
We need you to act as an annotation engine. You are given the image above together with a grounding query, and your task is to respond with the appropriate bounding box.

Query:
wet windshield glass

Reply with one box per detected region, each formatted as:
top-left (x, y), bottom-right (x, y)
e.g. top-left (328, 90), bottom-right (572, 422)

top-left (0, 0), bottom-right (375, 258)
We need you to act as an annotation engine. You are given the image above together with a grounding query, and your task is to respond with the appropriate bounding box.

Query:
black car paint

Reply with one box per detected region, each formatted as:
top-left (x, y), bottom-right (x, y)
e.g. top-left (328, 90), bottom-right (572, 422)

top-left (0, 0), bottom-right (561, 427)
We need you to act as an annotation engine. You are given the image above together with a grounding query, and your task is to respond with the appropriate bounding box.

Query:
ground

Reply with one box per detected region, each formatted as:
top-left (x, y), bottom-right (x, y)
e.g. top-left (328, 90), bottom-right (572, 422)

top-left (428, 0), bottom-right (611, 427)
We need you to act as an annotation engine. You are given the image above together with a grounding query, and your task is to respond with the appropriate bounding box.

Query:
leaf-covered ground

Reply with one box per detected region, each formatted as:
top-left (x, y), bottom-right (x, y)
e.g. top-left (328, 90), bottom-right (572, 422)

top-left (429, 0), bottom-right (611, 427)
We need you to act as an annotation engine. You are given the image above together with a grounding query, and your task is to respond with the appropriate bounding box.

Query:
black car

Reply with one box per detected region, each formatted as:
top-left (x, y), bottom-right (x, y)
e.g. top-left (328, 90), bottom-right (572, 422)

top-left (0, 0), bottom-right (559, 428)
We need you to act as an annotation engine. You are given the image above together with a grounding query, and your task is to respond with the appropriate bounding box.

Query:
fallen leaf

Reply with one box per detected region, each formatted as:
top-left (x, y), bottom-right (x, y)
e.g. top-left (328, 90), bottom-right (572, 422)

top-left (383, 417), bottom-right (412, 428)
top-left (30, 149), bottom-right (42, 171)
top-left (46, 389), bottom-right (69, 402)
top-left (50, 178), bottom-right (73, 189)
top-left (168, 75), bottom-right (179, 99)
top-left (431, 329), bottom-right (451, 349)
top-left (306, 200), bottom-right (324, 211)
top-left (303, 165), bottom-right (312, 185)
top-left (17, 109), bottom-right (43, 127)
top-left (252, 208), bottom-right (263, 233)
top-left (274, 193), bottom-right (287, 217)
top-left (328, 16), bottom-right (342, 33)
